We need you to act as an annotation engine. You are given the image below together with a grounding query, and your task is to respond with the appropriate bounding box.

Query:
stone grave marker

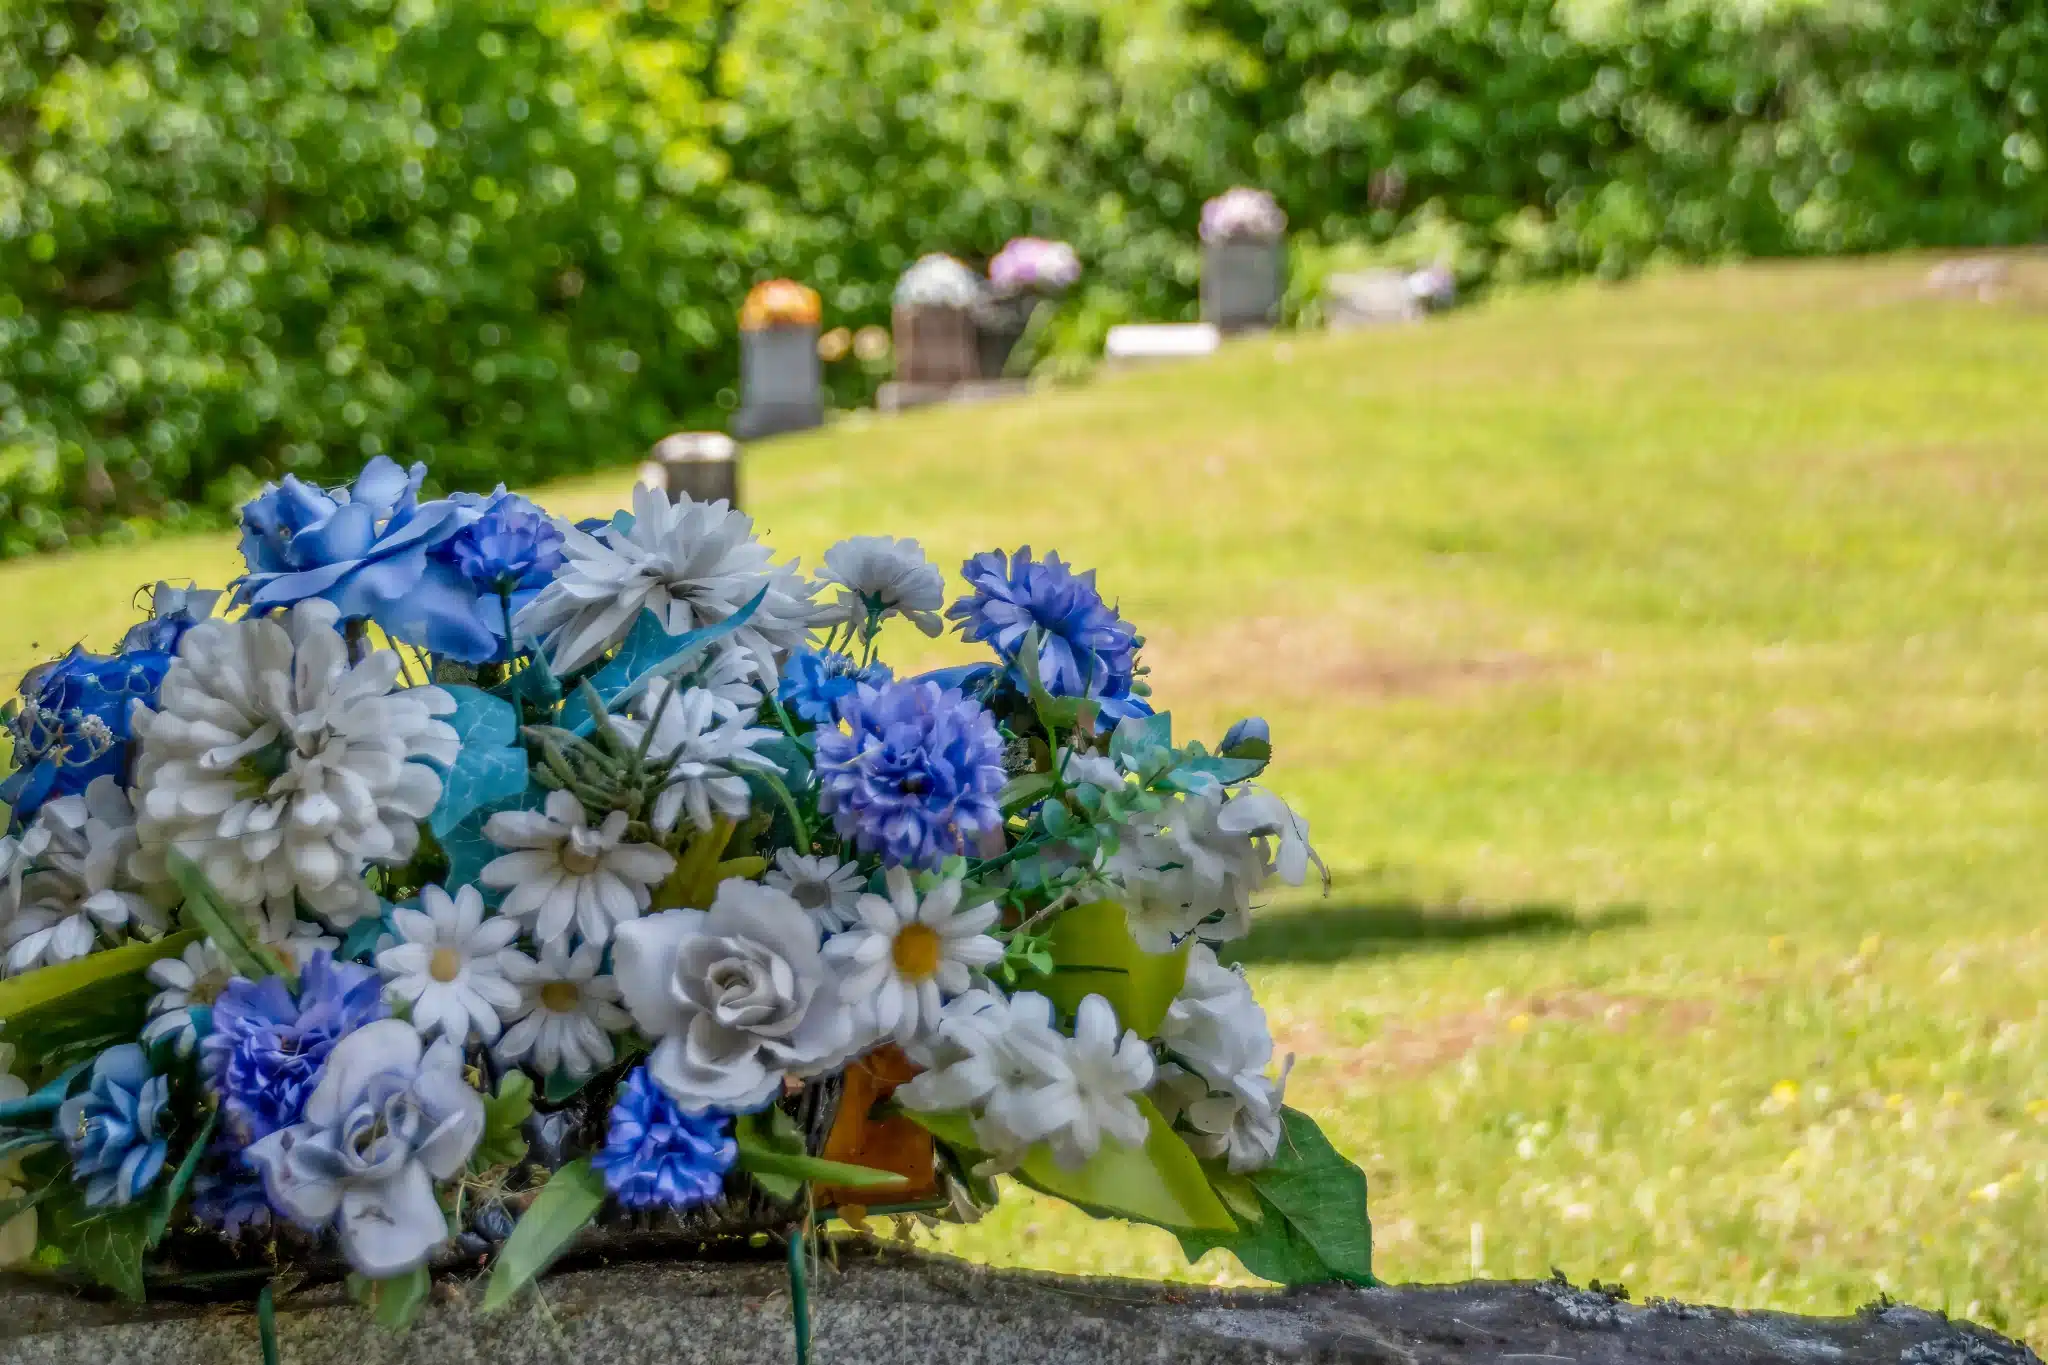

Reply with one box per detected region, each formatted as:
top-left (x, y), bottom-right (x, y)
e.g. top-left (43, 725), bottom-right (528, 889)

top-left (734, 279), bottom-right (824, 440)
top-left (640, 431), bottom-right (739, 506)
top-left (1201, 187), bottom-right (1288, 333)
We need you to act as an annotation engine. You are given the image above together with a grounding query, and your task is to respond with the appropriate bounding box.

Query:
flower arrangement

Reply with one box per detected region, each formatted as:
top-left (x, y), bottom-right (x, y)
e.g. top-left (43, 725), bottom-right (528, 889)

top-left (893, 253), bottom-right (987, 310)
top-left (987, 237), bottom-right (1082, 296)
top-left (739, 279), bottom-right (824, 332)
top-left (1200, 187), bottom-right (1289, 244)
top-left (0, 459), bottom-right (1371, 1326)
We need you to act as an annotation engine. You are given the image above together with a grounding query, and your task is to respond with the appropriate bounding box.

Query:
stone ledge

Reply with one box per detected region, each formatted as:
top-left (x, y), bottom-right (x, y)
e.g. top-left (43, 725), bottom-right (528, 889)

top-left (0, 1246), bottom-right (2038, 1365)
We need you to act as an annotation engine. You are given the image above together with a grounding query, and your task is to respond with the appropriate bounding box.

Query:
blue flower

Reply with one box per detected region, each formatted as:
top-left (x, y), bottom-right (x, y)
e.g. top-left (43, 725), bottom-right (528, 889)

top-left (190, 1146), bottom-right (273, 1239)
top-left (55, 1044), bottom-right (170, 1208)
top-left (117, 584), bottom-right (221, 656)
top-left (425, 490), bottom-right (566, 661)
top-left (592, 1066), bottom-right (737, 1211)
top-left (233, 456), bottom-right (492, 661)
top-left (200, 951), bottom-right (388, 1147)
top-left (814, 679), bottom-right (1005, 869)
top-left (945, 547), bottom-right (1150, 722)
top-left (778, 649), bottom-right (893, 725)
top-left (3, 643), bottom-right (173, 827)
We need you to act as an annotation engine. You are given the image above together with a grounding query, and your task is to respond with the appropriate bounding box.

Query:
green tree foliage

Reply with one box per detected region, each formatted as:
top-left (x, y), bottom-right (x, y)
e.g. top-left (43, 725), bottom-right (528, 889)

top-left (1, 0), bottom-right (2041, 555)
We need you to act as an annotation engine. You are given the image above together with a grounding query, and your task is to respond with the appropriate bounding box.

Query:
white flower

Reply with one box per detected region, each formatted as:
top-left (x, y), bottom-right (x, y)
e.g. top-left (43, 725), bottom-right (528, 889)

top-left (823, 868), bottom-right (1003, 1046)
top-left (1152, 944), bottom-right (1288, 1172)
top-left (1107, 785), bottom-right (1324, 952)
top-left (129, 599), bottom-right (457, 926)
top-left (0, 1044), bottom-right (36, 1265)
top-left (893, 254), bottom-right (986, 309)
top-left (3, 778), bottom-right (168, 975)
top-left (1061, 746), bottom-right (1129, 792)
top-left (816, 536), bottom-right (945, 638)
top-left (1043, 994), bottom-right (1156, 1169)
top-left (251, 897), bottom-right (341, 971)
top-left (762, 850), bottom-right (864, 934)
top-left (142, 940), bottom-right (236, 1055)
top-left (675, 643), bottom-right (768, 722)
top-left (612, 878), bottom-right (855, 1112)
top-left (245, 1019), bottom-right (484, 1278)
top-left (480, 791), bottom-right (676, 948)
top-left (376, 885), bottom-right (523, 1043)
top-left (899, 989), bottom-right (1077, 1167)
top-left (514, 482), bottom-right (820, 680)
top-left (607, 687), bottom-right (779, 834)
top-left (495, 939), bottom-right (632, 1082)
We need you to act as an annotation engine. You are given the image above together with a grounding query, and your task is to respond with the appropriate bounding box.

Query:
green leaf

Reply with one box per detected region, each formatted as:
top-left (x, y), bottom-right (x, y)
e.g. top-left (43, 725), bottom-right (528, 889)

top-left (482, 1157), bottom-right (607, 1313)
top-left (543, 1066), bottom-right (593, 1105)
top-left (733, 1110), bottom-right (909, 1192)
top-left (350, 1265), bottom-right (432, 1332)
top-left (908, 1100), bottom-right (1235, 1233)
top-left (998, 771), bottom-right (1055, 813)
top-left (471, 1072), bottom-right (534, 1172)
top-left (1028, 898), bottom-right (1188, 1038)
top-left (0, 1132), bottom-right (55, 1160)
top-left (39, 1192), bottom-right (151, 1302)
top-left (428, 686), bottom-right (532, 840)
top-left (1177, 1109), bottom-right (1374, 1286)
top-left (146, 1110), bottom-right (219, 1248)
top-left (0, 929), bottom-right (202, 1025)
top-left (170, 853), bottom-right (291, 984)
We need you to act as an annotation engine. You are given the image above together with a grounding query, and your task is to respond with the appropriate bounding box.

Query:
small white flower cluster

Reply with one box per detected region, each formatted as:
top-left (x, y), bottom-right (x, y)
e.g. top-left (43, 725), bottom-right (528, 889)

top-left (1106, 783), bottom-right (1325, 952)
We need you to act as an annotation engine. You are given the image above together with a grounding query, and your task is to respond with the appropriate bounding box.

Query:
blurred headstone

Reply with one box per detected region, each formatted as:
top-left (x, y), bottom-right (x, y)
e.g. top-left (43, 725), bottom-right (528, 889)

top-left (641, 432), bottom-right (739, 507)
top-left (1926, 257), bottom-right (2010, 302)
top-left (734, 279), bottom-right (824, 440)
top-left (1200, 188), bottom-right (1288, 334)
top-left (979, 238), bottom-right (1081, 378)
top-left (893, 255), bottom-right (984, 386)
top-left (1104, 323), bottom-right (1221, 367)
top-left (1324, 270), bottom-right (1421, 328)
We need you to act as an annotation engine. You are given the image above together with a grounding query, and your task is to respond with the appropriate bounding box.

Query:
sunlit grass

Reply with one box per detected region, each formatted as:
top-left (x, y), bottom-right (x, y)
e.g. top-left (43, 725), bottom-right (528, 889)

top-left (4, 254), bottom-right (2046, 1345)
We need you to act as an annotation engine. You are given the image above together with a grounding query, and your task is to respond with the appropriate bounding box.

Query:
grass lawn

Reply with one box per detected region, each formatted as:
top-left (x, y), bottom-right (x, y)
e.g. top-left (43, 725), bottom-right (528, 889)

top-left (4, 254), bottom-right (2046, 1345)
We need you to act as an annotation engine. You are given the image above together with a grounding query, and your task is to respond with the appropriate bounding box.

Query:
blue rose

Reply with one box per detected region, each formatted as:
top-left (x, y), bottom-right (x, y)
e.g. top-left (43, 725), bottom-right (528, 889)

top-left (426, 489), bottom-right (567, 661)
top-left (233, 457), bottom-right (494, 661)
top-left (3, 644), bottom-right (172, 827)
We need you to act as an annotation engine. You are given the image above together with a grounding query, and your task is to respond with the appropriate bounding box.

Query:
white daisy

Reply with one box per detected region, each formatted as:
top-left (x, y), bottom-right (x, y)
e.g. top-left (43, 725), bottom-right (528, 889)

top-left (816, 536), bottom-right (945, 639)
top-left (762, 850), bottom-right (864, 934)
top-left (606, 686), bottom-right (779, 835)
top-left (495, 939), bottom-right (632, 1082)
top-left (1042, 994), bottom-right (1155, 1169)
top-left (375, 884), bottom-right (523, 1043)
top-left (822, 867), bottom-right (1002, 1045)
top-left (3, 778), bottom-right (167, 976)
top-left (141, 940), bottom-right (236, 1054)
top-left (514, 482), bottom-right (820, 680)
top-left (480, 791), bottom-right (676, 948)
top-left (129, 598), bottom-right (457, 926)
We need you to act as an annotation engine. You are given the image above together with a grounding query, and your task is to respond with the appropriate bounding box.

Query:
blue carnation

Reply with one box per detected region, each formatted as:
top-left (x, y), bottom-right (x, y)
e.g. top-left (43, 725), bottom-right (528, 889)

top-left (200, 951), bottom-right (387, 1148)
top-left (417, 489), bottom-right (566, 662)
top-left (55, 1044), bottom-right (171, 1208)
top-left (3, 643), bottom-right (173, 827)
top-left (814, 679), bottom-right (1005, 869)
top-left (232, 456), bottom-right (497, 661)
top-left (592, 1066), bottom-right (737, 1211)
top-left (945, 547), bottom-right (1150, 722)
top-left (778, 649), bottom-right (893, 725)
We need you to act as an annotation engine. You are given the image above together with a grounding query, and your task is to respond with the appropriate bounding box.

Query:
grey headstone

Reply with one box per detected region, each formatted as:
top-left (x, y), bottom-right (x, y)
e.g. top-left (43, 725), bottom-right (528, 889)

top-left (1324, 270), bottom-right (1421, 329)
top-left (735, 325), bottom-right (824, 440)
top-left (642, 432), bottom-right (740, 507)
top-left (1202, 239), bottom-right (1285, 333)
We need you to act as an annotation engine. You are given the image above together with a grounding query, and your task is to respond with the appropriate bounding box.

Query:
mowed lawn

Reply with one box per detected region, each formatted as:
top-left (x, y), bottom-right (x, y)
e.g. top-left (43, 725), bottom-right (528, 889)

top-left (3, 255), bottom-right (2045, 1344)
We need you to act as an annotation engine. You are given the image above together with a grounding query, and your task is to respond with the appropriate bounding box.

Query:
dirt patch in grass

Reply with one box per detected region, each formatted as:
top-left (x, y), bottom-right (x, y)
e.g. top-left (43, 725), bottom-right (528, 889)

top-left (1141, 615), bottom-right (1561, 705)
top-left (1280, 990), bottom-right (1717, 1080)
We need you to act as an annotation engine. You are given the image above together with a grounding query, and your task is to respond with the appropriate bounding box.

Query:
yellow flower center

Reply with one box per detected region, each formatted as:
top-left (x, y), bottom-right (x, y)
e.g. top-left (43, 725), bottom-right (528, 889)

top-left (539, 981), bottom-right (582, 1013)
top-left (890, 924), bottom-right (944, 982)
top-left (429, 947), bottom-right (464, 983)
top-left (560, 846), bottom-right (603, 876)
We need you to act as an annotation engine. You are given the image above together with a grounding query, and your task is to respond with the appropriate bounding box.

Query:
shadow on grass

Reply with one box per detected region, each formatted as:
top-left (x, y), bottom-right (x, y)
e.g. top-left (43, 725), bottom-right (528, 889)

top-left (1222, 898), bottom-right (1647, 966)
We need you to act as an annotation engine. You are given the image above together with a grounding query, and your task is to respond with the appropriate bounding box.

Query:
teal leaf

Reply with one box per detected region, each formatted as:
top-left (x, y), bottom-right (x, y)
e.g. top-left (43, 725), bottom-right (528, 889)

top-left (1163, 754), bottom-right (1267, 792)
top-left (1109, 710), bottom-right (1173, 765)
top-left (0, 1058), bottom-right (90, 1123)
top-left (428, 686), bottom-right (532, 840)
top-left (441, 789), bottom-right (545, 898)
top-left (1177, 1109), bottom-right (1374, 1286)
top-left (482, 1157), bottom-right (608, 1312)
top-left (561, 586), bottom-right (769, 736)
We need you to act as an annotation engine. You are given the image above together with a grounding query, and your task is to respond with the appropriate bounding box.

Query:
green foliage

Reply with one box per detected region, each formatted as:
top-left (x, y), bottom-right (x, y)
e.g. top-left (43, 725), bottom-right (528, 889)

top-left (482, 1156), bottom-right (606, 1312)
top-left (731, 1108), bottom-right (910, 1199)
top-left (348, 1265), bottom-right (432, 1332)
top-left (146, 1111), bottom-right (219, 1249)
top-left (1177, 1109), bottom-right (1373, 1286)
top-left (170, 853), bottom-right (290, 984)
top-left (38, 1187), bottom-right (153, 1301)
top-left (472, 1071), bottom-right (534, 1173)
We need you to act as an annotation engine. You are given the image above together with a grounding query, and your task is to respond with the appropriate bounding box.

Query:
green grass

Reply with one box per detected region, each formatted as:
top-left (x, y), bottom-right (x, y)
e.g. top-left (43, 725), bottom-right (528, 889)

top-left (5, 254), bottom-right (2047, 1345)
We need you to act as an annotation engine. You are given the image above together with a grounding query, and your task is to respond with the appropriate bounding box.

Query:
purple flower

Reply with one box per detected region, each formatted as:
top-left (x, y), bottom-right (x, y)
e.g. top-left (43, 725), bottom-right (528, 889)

top-left (989, 237), bottom-right (1081, 295)
top-left (945, 547), bottom-right (1150, 723)
top-left (814, 679), bottom-right (1004, 869)
top-left (592, 1066), bottom-right (737, 1211)
top-left (233, 456), bottom-right (492, 661)
top-left (778, 649), bottom-right (893, 726)
top-left (1200, 187), bottom-right (1287, 244)
top-left (191, 1147), bottom-right (274, 1238)
top-left (3, 643), bottom-right (173, 827)
top-left (200, 951), bottom-right (388, 1148)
